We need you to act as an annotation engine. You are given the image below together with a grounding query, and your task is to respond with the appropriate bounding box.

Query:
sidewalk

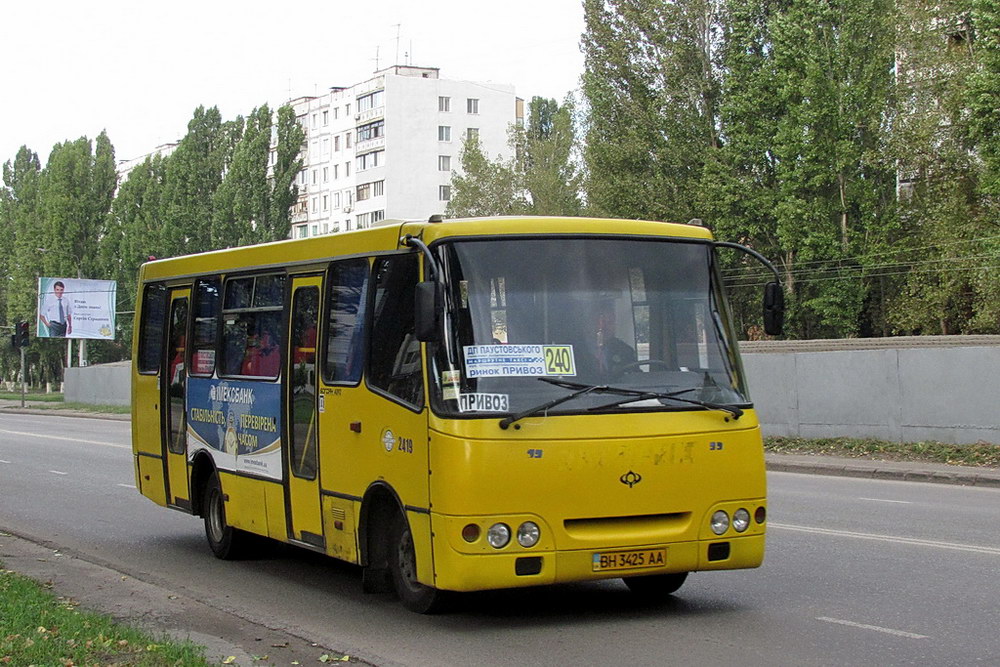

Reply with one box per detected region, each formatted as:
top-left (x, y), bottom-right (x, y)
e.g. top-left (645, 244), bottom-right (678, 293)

top-left (3, 400), bottom-right (998, 488)
top-left (766, 452), bottom-right (1000, 488)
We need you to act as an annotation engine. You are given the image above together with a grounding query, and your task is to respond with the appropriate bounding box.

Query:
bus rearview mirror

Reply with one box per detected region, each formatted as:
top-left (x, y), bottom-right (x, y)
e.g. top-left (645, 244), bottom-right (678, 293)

top-left (763, 281), bottom-right (784, 336)
top-left (415, 281), bottom-right (443, 342)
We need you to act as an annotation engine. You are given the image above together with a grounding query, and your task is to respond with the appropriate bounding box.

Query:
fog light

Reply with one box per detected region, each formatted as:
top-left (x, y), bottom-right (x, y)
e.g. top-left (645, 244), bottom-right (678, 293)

top-left (517, 521), bottom-right (540, 548)
top-left (461, 523), bottom-right (480, 543)
top-left (487, 523), bottom-right (511, 548)
top-left (755, 506), bottom-right (766, 524)
top-left (711, 510), bottom-right (730, 535)
top-left (733, 508), bottom-right (750, 533)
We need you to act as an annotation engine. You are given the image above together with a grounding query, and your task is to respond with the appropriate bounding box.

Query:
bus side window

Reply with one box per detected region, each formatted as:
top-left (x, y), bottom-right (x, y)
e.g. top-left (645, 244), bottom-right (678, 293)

top-left (324, 258), bottom-right (369, 384)
top-left (220, 274), bottom-right (286, 379)
top-left (138, 283), bottom-right (167, 374)
top-left (368, 255), bottom-right (422, 407)
top-left (191, 278), bottom-right (220, 376)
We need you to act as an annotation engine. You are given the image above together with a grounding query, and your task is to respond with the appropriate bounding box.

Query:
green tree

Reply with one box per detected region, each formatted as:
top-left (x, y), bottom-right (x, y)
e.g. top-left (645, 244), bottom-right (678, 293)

top-left (446, 135), bottom-right (527, 217)
top-left (581, 0), bottom-right (722, 222)
top-left (518, 97), bottom-right (583, 215)
top-left (268, 104), bottom-right (306, 241)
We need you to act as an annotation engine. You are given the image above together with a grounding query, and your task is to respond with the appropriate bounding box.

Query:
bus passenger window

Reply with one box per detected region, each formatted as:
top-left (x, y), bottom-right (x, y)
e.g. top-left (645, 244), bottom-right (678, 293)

top-left (368, 255), bottom-right (422, 406)
top-left (138, 283), bottom-right (167, 374)
top-left (220, 274), bottom-right (286, 379)
top-left (191, 278), bottom-right (220, 376)
top-left (324, 259), bottom-right (369, 384)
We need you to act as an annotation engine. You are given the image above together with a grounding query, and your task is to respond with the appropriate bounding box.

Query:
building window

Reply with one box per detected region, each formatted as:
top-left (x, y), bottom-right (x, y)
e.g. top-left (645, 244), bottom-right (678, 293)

top-left (357, 120), bottom-right (384, 142)
top-left (312, 169), bottom-right (318, 185)
top-left (345, 161), bottom-right (351, 177)
top-left (373, 209), bottom-right (384, 223)
top-left (334, 136), bottom-right (340, 152)
top-left (439, 126), bottom-right (451, 141)
top-left (357, 150), bottom-right (383, 172)
top-left (322, 195), bottom-right (328, 211)
top-left (346, 132), bottom-right (352, 148)
top-left (439, 185), bottom-right (452, 201)
top-left (357, 212), bottom-right (371, 229)
top-left (333, 107), bottom-right (339, 120)
top-left (345, 103), bottom-right (351, 116)
top-left (333, 164), bottom-right (339, 179)
top-left (322, 110), bottom-right (329, 125)
top-left (357, 182), bottom-right (372, 202)
top-left (311, 197), bottom-right (318, 213)
top-left (467, 98), bottom-right (479, 114)
top-left (439, 96), bottom-right (451, 112)
top-left (312, 113), bottom-right (318, 128)
top-left (323, 167), bottom-right (329, 183)
top-left (373, 180), bottom-right (384, 197)
top-left (438, 155), bottom-right (451, 171)
top-left (357, 90), bottom-right (384, 112)
top-left (333, 192), bottom-right (341, 208)
top-left (297, 226), bottom-right (308, 238)
top-left (312, 224), bottom-right (318, 236)
top-left (467, 128), bottom-right (479, 141)
top-left (322, 137), bottom-right (330, 156)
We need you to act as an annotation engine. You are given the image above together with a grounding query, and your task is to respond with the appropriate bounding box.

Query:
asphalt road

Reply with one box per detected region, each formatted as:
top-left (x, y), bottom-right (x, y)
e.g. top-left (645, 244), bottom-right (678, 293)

top-left (1, 412), bottom-right (998, 666)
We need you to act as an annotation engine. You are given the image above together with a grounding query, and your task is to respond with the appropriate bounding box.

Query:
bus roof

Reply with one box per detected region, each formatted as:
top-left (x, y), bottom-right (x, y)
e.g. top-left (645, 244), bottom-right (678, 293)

top-left (139, 216), bottom-right (714, 282)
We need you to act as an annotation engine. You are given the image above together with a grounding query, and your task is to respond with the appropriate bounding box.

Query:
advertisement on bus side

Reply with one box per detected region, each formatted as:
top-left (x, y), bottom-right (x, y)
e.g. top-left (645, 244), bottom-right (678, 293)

top-left (186, 377), bottom-right (283, 480)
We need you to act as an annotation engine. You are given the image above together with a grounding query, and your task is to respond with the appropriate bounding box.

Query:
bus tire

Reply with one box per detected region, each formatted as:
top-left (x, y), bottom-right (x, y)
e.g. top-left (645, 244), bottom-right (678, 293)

top-left (623, 572), bottom-right (688, 598)
top-left (389, 513), bottom-right (446, 613)
top-left (203, 471), bottom-right (251, 560)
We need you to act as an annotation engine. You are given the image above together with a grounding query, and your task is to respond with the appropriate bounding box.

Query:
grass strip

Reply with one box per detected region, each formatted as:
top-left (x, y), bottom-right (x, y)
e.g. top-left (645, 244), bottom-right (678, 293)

top-left (0, 392), bottom-right (64, 402)
top-left (0, 564), bottom-right (211, 666)
top-left (765, 436), bottom-right (1000, 468)
top-left (24, 402), bottom-right (131, 415)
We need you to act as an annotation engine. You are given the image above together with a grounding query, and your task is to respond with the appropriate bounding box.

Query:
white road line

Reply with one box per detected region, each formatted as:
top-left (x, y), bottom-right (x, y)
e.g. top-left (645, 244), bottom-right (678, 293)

top-left (117, 483), bottom-right (136, 489)
top-left (817, 616), bottom-right (928, 640)
top-left (0, 429), bottom-right (128, 450)
top-left (858, 497), bottom-right (912, 504)
top-left (49, 470), bottom-right (69, 476)
top-left (771, 522), bottom-right (1000, 556)
top-left (0, 459), bottom-right (9, 464)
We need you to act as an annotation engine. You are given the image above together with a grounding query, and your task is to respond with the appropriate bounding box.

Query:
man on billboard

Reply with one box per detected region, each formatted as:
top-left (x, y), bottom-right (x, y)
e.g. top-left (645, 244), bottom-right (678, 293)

top-left (39, 280), bottom-right (73, 337)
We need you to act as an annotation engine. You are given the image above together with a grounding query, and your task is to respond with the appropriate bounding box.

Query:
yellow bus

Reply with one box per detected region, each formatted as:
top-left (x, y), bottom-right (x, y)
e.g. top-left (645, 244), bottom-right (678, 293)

top-left (131, 215), bottom-right (783, 613)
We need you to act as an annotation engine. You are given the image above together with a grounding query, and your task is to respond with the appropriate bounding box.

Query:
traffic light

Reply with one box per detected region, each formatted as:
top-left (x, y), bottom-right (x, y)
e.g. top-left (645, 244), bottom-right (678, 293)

top-left (16, 321), bottom-right (28, 348)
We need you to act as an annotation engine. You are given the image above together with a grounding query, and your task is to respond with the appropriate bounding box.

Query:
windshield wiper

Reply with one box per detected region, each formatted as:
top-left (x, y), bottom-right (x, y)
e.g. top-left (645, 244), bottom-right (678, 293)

top-left (541, 378), bottom-right (744, 420)
top-left (499, 382), bottom-right (607, 429)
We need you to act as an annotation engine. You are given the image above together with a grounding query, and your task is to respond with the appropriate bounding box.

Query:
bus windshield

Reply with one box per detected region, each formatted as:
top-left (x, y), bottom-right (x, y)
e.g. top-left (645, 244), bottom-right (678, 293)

top-left (431, 237), bottom-right (748, 418)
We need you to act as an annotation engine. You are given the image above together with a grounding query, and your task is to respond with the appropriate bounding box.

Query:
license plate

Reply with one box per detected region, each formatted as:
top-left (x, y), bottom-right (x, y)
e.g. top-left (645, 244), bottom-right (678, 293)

top-left (592, 548), bottom-right (667, 572)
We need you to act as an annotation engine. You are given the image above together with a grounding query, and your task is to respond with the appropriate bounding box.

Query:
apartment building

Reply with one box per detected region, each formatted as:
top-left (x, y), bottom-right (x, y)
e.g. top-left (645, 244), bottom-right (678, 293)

top-left (290, 65), bottom-right (522, 237)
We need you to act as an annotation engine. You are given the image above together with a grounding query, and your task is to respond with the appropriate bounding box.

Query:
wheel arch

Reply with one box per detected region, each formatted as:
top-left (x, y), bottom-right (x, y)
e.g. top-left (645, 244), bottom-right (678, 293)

top-left (189, 450), bottom-right (217, 517)
top-left (358, 481), bottom-right (407, 568)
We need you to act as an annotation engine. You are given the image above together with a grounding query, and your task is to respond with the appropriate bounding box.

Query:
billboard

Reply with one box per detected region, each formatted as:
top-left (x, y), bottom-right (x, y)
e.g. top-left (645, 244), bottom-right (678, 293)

top-left (36, 277), bottom-right (117, 340)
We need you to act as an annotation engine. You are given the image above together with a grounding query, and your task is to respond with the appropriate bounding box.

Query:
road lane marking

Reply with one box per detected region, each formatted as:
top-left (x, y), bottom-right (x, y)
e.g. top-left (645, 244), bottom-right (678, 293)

top-left (771, 522), bottom-right (1000, 555)
top-left (817, 617), bottom-right (927, 639)
top-left (0, 459), bottom-right (9, 464)
top-left (117, 483), bottom-right (136, 489)
top-left (0, 429), bottom-right (128, 450)
top-left (858, 497), bottom-right (912, 504)
top-left (49, 470), bottom-right (69, 476)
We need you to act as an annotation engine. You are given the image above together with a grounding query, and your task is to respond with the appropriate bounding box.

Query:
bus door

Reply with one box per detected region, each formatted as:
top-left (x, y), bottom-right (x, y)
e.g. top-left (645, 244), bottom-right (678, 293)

top-left (163, 288), bottom-right (190, 508)
top-left (286, 276), bottom-right (324, 547)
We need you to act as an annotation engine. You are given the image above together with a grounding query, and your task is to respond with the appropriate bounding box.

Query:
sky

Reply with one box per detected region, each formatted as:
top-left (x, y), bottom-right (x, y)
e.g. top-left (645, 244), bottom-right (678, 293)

top-left (1, 0), bottom-right (587, 167)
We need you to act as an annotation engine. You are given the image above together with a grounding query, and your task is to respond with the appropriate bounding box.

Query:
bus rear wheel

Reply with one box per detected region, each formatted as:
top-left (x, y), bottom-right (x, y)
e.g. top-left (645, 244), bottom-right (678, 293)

top-left (203, 471), bottom-right (251, 559)
top-left (623, 572), bottom-right (688, 598)
top-left (389, 514), bottom-right (446, 613)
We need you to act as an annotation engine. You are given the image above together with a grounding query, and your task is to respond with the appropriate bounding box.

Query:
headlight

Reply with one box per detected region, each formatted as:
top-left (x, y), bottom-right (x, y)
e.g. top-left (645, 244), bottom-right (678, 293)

top-left (733, 508), bottom-right (751, 533)
top-left (461, 523), bottom-right (480, 543)
top-left (711, 510), bottom-right (730, 535)
top-left (517, 521), bottom-right (540, 548)
top-left (487, 523), bottom-right (511, 548)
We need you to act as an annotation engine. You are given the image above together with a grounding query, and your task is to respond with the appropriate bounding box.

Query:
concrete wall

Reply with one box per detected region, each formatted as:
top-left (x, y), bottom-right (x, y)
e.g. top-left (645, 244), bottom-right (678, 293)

top-left (741, 336), bottom-right (1000, 445)
top-left (63, 361), bottom-right (130, 406)
top-left (65, 336), bottom-right (1000, 444)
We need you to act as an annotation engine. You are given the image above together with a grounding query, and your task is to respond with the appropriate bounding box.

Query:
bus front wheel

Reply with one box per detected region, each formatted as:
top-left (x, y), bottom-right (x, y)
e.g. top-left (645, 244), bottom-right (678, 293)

top-left (389, 514), bottom-right (446, 613)
top-left (203, 471), bottom-right (251, 559)
top-left (623, 572), bottom-right (688, 598)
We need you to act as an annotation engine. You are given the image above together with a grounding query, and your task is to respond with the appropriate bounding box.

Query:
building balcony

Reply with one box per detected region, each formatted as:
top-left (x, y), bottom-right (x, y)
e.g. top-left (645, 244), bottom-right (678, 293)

top-left (355, 137), bottom-right (385, 154)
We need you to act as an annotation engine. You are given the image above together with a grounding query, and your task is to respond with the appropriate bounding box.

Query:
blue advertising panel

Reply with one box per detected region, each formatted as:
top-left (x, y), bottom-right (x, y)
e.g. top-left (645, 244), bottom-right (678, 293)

top-left (186, 377), bottom-right (283, 480)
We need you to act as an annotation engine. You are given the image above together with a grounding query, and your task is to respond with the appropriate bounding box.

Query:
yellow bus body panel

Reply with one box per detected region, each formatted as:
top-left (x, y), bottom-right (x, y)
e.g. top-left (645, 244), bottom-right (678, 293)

top-left (427, 410), bottom-right (766, 592)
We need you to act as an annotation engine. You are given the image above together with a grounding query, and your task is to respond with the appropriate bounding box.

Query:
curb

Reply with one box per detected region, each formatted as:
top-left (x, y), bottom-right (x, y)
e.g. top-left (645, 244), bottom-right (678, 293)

top-left (0, 407), bottom-right (130, 421)
top-left (766, 459), bottom-right (1000, 488)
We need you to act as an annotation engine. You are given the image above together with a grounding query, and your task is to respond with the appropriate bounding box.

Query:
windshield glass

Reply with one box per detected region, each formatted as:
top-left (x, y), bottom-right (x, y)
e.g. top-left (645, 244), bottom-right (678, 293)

top-left (430, 237), bottom-right (748, 418)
